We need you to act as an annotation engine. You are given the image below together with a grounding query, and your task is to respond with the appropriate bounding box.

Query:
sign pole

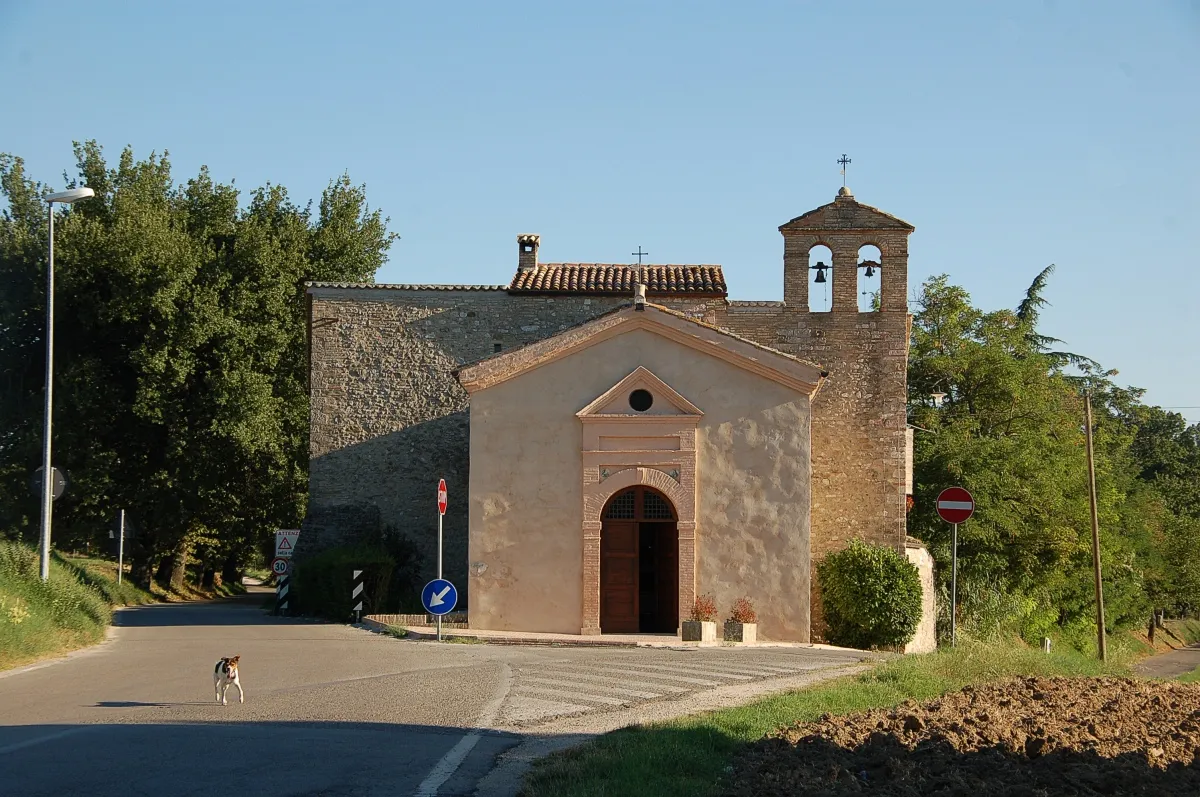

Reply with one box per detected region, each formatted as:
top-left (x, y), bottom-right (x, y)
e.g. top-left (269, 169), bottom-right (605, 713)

top-left (1084, 392), bottom-right (1108, 662)
top-left (117, 509), bottom-right (125, 585)
top-left (434, 478), bottom-right (449, 641)
top-left (936, 487), bottom-right (974, 650)
top-left (437, 506), bottom-right (444, 643)
top-left (950, 523), bottom-right (958, 647)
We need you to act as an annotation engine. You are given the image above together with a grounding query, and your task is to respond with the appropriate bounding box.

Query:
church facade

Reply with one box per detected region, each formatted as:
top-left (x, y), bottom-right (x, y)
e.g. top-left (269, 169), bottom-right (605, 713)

top-left (303, 188), bottom-right (933, 646)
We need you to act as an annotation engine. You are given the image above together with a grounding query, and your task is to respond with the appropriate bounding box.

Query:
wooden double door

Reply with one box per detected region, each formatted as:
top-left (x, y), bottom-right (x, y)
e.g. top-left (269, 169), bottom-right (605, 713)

top-left (599, 487), bottom-right (679, 634)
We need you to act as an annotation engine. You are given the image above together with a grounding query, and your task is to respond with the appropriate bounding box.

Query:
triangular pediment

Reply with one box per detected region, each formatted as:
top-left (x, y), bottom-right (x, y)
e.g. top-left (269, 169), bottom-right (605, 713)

top-left (780, 191), bottom-right (914, 233)
top-left (454, 303), bottom-right (825, 396)
top-left (577, 366), bottom-right (703, 420)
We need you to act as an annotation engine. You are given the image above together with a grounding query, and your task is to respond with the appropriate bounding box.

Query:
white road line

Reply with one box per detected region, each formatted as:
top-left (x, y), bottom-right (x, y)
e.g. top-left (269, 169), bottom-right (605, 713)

top-left (755, 660), bottom-right (842, 672)
top-left (700, 665), bottom-right (797, 677)
top-left (517, 686), bottom-right (628, 706)
top-left (414, 734), bottom-right (481, 797)
top-left (712, 661), bottom-right (800, 672)
top-left (523, 675), bottom-right (666, 699)
top-left (683, 663), bottom-right (798, 677)
top-left (554, 666), bottom-right (719, 687)
top-left (538, 667), bottom-right (700, 689)
top-left (632, 663), bottom-right (753, 680)
top-left (730, 659), bottom-right (831, 671)
top-left (412, 662), bottom-right (511, 797)
top-left (0, 727), bottom-right (95, 755)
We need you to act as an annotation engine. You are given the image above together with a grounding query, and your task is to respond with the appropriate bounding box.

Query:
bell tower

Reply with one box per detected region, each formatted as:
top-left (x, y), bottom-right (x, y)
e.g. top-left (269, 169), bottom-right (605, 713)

top-left (779, 186), bottom-right (913, 314)
top-left (754, 186), bottom-right (918, 640)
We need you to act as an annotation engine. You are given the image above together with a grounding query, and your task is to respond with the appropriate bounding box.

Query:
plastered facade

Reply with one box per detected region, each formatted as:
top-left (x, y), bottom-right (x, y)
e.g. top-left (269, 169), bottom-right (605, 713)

top-left (458, 320), bottom-right (820, 640)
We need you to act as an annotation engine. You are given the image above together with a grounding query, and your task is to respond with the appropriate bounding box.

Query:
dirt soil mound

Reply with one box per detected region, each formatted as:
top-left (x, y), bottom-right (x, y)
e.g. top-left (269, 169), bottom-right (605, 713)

top-left (726, 677), bottom-right (1200, 796)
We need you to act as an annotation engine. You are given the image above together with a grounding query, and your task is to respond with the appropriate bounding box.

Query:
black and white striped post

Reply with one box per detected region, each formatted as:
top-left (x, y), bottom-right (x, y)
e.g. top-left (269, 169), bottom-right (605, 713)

top-left (351, 568), bottom-right (364, 623)
top-left (275, 572), bottom-right (290, 616)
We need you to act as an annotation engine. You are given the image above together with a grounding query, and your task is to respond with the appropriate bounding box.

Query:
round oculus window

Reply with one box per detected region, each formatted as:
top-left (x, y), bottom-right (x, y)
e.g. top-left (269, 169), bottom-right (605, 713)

top-left (629, 389), bottom-right (654, 412)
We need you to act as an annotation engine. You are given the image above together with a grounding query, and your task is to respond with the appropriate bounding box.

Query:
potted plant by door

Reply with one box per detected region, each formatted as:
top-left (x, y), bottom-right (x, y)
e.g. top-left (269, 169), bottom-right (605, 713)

top-left (723, 597), bottom-right (758, 644)
top-left (681, 593), bottom-right (718, 642)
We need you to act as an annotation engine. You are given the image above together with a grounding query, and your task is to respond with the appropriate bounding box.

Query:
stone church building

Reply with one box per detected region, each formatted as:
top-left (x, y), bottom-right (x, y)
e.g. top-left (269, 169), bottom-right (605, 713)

top-left (303, 187), bottom-right (934, 647)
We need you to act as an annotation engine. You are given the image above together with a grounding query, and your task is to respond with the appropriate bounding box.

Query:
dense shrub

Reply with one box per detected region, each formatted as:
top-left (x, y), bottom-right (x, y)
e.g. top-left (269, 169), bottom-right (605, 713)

top-left (374, 526), bottom-right (425, 613)
top-left (291, 545), bottom-right (395, 620)
top-left (817, 539), bottom-right (923, 650)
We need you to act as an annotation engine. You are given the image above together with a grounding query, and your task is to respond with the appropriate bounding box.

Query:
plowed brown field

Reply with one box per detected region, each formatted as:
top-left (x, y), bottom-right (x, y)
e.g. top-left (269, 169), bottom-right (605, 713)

top-left (726, 677), bottom-right (1200, 796)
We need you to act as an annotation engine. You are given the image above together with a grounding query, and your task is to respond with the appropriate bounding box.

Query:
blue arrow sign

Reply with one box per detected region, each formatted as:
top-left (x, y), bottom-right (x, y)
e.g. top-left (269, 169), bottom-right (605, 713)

top-left (421, 578), bottom-right (458, 616)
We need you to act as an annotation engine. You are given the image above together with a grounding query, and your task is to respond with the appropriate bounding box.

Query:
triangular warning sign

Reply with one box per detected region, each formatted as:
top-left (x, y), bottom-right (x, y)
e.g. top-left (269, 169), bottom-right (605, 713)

top-left (278, 536), bottom-right (292, 551)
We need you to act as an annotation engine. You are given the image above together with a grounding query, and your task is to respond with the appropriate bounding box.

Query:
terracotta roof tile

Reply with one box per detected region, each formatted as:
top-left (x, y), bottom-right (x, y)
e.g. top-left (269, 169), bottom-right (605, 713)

top-left (306, 281), bottom-right (506, 291)
top-left (508, 264), bottom-right (726, 296)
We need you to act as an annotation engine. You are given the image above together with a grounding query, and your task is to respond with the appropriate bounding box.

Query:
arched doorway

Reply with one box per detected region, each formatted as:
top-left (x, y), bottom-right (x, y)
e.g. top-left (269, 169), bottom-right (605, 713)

top-left (600, 486), bottom-right (679, 634)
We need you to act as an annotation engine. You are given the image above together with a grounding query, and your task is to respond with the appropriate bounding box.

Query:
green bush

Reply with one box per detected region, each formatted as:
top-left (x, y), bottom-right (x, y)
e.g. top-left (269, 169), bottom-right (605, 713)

top-left (291, 545), bottom-right (395, 620)
top-left (0, 540), bottom-right (150, 670)
top-left (817, 538), bottom-right (923, 650)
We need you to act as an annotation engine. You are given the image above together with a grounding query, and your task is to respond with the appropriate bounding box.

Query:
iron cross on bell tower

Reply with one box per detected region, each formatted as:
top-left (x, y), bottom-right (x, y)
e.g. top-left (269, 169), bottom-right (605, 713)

top-left (838, 154), bottom-right (851, 187)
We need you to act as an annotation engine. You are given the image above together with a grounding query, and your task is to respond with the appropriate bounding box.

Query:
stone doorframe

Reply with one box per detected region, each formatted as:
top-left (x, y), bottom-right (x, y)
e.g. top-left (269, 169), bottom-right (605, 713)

top-left (577, 366), bottom-right (702, 635)
top-left (579, 451), bottom-right (698, 635)
top-left (582, 466), bottom-right (697, 635)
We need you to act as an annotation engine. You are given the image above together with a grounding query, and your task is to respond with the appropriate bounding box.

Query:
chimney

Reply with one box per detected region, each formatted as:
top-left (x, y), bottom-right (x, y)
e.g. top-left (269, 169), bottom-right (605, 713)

top-left (517, 234), bottom-right (540, 271)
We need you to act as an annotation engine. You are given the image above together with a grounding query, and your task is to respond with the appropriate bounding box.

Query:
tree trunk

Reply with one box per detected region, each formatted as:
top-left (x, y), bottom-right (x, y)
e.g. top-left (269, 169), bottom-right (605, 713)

top-left (154, 556), bottom-right (173, 585)
top-left (201, 563), bottom-right (217, 589)
top-left (221, 554), bottom-right (241, 588)
top-left (168, 542), bottom-right (190, 591)
top-left (131, 555), bottom-right (157, 590)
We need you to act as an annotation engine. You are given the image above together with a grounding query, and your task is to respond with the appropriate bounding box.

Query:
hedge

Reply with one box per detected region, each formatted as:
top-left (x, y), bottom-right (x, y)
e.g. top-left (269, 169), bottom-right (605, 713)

top-left (817, 538), bottom-right (923, 650)
top-left (291, 545), bottom-right (395, 620)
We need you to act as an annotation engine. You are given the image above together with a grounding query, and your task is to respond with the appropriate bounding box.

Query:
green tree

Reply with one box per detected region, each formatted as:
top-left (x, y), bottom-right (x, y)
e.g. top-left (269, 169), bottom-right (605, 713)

top-left (0, 142), bottom-right (396, 588)
top-left (906, 273), bottom-right (1151, 643)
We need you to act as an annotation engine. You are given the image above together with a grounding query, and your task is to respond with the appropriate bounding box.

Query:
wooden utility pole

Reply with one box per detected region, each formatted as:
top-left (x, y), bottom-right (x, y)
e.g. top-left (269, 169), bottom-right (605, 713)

top-left (1084, 391), bottom-right (1108, 662)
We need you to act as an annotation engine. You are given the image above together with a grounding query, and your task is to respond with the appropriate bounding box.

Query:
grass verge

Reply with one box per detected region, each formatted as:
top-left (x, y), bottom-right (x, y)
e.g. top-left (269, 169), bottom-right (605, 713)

top-left (0, 542), bottom-right (154, 672)
top-left (1178, 666), bottom-right (1200, 684)
top-left (520, 638), bottom-right (1140, 797)
top-left (1167, 618), bottom-right (1200, 645)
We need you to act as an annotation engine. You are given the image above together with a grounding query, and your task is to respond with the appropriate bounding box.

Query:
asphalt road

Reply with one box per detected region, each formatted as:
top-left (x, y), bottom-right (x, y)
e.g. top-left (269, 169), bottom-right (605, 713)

top-left (0, 590), bottom-right (866, 797)
top-left (1136, 642), bottom-right (1200, 679)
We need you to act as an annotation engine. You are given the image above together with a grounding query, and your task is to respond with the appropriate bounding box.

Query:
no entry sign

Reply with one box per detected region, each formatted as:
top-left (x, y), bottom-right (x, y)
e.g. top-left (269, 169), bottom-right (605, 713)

top-left (936, 487), bottom-right (975, 524)
top-left (437, 479), bottom-right (447, 515)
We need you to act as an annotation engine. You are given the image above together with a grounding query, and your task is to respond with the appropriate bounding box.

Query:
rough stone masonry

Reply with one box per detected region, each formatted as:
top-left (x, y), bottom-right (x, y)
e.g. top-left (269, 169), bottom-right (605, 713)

top-left (302, 187), bottom-right (914, 637)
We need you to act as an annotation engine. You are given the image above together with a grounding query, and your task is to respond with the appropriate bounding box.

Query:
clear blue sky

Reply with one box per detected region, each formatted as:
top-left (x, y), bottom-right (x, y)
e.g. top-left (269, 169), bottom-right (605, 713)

top-left (2, 1), bottom-right (1197, 420)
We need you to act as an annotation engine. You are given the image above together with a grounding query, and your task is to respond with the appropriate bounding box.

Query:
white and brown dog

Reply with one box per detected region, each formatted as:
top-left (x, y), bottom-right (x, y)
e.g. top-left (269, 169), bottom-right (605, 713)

top-left (213, 655), bottom-right (244, 705)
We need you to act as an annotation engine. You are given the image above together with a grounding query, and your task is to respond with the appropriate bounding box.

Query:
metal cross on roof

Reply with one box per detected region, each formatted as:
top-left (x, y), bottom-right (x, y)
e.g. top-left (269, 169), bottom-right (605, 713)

top-left (838, 154), bottom-right (851, 187)
top-left (631, 246), bottom-right (649, 295)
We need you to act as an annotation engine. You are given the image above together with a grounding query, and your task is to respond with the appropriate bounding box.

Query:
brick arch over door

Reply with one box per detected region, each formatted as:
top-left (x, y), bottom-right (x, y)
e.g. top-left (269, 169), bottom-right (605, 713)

top-left (581, 467), bottom-right (697, 634)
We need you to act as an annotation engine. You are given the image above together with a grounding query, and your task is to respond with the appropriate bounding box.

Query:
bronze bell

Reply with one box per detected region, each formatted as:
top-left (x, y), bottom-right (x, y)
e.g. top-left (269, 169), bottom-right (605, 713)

top-left (813, 263), bottom-right (827, 284)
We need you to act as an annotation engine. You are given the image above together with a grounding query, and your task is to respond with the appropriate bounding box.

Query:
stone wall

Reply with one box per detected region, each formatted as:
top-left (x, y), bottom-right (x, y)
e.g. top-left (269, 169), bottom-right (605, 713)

top-left (304, 286), bottom-right (716, 602)
top-left (904, 537), bottom-right (938, 654)
top-left (712, 303), bottom-right (909, 638)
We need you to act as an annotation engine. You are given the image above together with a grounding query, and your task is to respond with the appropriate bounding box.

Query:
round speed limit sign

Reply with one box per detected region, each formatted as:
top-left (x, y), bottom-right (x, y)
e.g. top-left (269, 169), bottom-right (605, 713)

top-left (271, 557), bottom-right (291, 577)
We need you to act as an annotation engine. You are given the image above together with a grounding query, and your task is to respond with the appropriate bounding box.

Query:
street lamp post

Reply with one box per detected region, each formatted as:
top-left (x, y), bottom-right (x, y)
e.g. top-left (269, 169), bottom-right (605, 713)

top-left (39, 187), bottom-right (95, 581)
